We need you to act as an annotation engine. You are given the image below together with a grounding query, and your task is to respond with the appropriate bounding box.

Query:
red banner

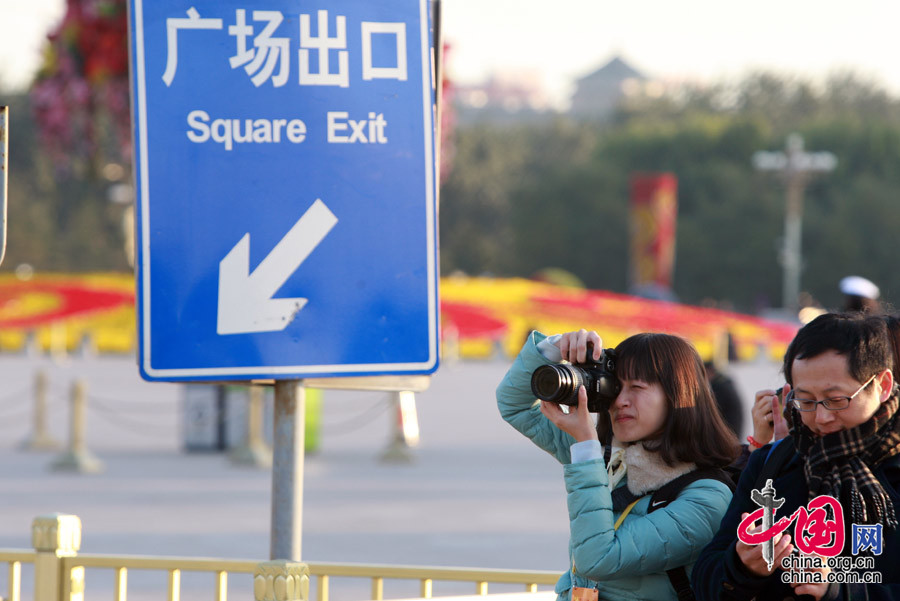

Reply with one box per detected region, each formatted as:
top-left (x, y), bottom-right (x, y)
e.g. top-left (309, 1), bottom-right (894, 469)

top-left (630, 173), bottom-right (678, 295)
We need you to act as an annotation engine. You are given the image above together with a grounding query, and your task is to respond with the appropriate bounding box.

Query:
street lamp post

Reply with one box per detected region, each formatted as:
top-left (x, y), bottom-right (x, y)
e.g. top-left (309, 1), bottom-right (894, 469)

top-left (753, 133), bottom-right (837, 312)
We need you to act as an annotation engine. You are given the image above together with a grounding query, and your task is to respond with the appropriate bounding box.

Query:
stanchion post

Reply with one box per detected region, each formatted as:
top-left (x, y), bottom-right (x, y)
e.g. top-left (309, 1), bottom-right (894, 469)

top-left (380, 391), bottom-right (420, 463)
top-left (271, 380), bottom-right (305, 560)
top-left (441, 323), bottom-right (459, 365)
top-left (32, 514), bottom-right (83, 601)
top-left (21, 369), bottom-right (61, 451)
top-left (50, 323), bottom-right (68, 364)
top-left (231, 385), bottom-right (273, 468)
top-left (76, 334), bottom-right (96, 359)
top-left (51, 380), bottom-right (103, 473)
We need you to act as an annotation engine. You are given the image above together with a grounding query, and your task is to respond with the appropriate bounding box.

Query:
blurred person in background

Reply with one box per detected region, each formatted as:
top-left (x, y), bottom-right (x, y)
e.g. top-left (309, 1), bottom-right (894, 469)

top-left (498, 328), bottom-right (739, 601)
top-left (705, 360), bottom-right (745, 438)
top-left (841, 275), bottom-right (883, 314)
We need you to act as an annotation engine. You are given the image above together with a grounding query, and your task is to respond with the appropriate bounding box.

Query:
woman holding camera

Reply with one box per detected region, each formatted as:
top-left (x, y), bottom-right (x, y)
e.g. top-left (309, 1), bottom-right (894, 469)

top-left (497, 329), bottom-right (739, 601)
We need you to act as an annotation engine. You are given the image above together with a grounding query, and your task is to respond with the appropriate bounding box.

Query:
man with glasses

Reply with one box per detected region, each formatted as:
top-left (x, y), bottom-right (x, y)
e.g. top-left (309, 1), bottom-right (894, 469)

top-left (692, 312), bottom-right (900, 601)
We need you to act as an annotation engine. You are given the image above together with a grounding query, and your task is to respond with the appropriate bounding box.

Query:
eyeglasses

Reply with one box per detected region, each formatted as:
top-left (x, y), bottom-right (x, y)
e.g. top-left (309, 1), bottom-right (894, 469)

top-left (788, 374), bottom-right (878, 412)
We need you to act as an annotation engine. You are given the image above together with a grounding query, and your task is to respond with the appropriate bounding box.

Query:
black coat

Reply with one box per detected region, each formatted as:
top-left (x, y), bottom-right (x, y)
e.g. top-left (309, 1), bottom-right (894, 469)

top-left (691, 438), bottom-right (900, 601)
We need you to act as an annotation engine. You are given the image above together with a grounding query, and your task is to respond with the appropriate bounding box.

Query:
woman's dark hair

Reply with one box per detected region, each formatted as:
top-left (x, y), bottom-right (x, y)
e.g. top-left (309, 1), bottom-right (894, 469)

top-left (783, 312), bottom-right (893, 385)
top-left (595, 332), bottom-right (740, 468)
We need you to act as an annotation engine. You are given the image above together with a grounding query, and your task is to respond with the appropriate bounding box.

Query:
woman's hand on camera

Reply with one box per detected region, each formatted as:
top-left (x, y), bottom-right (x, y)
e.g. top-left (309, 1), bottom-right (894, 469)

top-left (540, 385), bottom-right (599, 443)
top-left (556, 329), bottom-right (603, 364)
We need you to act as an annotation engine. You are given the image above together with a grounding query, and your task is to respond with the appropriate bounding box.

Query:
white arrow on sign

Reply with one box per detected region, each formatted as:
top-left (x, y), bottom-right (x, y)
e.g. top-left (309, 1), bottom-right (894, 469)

top-left (217, 199), bottom-right (338, 335)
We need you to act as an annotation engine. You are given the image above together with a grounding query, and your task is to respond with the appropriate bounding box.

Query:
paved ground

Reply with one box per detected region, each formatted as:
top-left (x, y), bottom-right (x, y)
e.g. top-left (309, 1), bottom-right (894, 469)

top-left (0, 351), bottom-right (781, 600)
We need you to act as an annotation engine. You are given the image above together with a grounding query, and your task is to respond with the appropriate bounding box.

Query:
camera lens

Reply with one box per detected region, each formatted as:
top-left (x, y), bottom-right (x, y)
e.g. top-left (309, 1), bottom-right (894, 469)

top-left (531, 364), bottom-right (583, 405)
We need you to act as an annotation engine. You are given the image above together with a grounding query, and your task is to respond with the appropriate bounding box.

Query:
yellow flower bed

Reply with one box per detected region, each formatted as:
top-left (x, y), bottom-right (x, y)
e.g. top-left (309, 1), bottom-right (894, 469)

top-left (0, 273), bottom-right (796, 362)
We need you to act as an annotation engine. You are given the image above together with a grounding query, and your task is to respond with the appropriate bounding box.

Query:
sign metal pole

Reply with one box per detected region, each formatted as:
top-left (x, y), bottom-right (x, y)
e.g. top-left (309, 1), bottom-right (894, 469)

top-left (270, 380), bottom-right (305, 560)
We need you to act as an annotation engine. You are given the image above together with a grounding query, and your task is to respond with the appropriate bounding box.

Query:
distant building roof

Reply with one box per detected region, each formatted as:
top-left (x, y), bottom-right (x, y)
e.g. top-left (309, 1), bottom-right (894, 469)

top-left (569, 56), bottom-right (648, 120)
top-left (575, 56), bottom-right (646, 86)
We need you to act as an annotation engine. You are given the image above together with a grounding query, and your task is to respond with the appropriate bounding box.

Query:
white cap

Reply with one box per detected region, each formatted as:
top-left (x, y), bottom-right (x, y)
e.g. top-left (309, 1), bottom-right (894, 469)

top-left (840, 276), bottom-right (880, 300)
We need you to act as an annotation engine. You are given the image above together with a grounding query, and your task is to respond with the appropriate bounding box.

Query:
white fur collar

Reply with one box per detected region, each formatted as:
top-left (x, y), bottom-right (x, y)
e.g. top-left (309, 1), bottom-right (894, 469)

top-left (621, 441), bottom-right (696, 496)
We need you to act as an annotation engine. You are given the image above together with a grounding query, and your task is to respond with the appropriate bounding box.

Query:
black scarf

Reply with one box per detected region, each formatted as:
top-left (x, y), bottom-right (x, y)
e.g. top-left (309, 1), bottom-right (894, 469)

top-left (790, 393), bottom-right (900, 529)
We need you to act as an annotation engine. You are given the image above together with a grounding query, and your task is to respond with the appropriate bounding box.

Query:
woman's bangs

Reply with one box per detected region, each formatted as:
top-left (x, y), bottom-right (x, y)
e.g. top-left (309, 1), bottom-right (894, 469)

top-left (616, 335), bottom-right (663, 383)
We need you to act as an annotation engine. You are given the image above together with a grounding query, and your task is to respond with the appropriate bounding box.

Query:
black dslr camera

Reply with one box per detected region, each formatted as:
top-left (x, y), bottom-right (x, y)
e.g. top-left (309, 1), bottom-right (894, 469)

top-left (530, 341), bottom-right (621, 413)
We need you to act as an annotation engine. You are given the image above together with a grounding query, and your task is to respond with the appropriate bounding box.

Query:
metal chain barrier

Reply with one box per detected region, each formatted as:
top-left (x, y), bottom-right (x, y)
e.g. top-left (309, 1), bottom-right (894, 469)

top-left (86, 395), bottom-right (175, 438)
top-left (86, 391), bottom-right (178, 414)
top-left (0, 403), bottom-right (31, 422)
top-left (319, 394), bottom-right (393, 435)
top-left (0, 383), bottom-right (34, 409)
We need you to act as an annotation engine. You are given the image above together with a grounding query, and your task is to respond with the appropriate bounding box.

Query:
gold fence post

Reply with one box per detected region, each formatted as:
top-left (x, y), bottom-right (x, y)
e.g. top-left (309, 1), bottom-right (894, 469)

top-left (254, 561), bottom-right (309, 601)
top-left (32, 514), bottom-right (83, 601)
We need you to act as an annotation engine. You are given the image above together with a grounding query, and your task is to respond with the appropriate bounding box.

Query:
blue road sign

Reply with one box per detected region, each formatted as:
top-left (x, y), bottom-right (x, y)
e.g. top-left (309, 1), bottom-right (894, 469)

top-left (129, 0), bottom-right (439, 381)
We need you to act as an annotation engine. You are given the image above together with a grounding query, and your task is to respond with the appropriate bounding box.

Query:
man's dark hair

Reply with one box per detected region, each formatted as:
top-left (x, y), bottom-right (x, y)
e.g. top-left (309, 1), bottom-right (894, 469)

top-left (783, 312), bottom-right (893, 385)
top-left (884, 314), bottom-right (900, 373)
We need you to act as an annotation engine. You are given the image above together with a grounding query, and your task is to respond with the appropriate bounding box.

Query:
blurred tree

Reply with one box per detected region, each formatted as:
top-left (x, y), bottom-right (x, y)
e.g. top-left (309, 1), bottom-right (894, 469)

top-left (0, 0), bottom-right (131, 272)
top-left (442, 71), bottom-right (900, 313)
top-left (31, 0), bottom-right (130, 176)
top-left (509, 151), bottom-right (628, 292)
top-left (0, 91), bottom-right (129, 271)
top-left (0, 93), bottom-right (57, 269)
top-left (440, 119), bottom-right (596, 276)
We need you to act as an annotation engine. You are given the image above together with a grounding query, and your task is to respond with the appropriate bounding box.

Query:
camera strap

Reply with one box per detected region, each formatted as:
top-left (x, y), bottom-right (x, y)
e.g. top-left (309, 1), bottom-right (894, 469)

top-left (613, 498), bottom-right (640, 530)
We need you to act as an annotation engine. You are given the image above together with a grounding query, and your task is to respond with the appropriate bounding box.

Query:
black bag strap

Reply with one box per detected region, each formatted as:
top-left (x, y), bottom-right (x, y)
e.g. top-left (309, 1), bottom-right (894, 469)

top-left (664, 566), bottom-right (696, 601)
top-left (649, 467), bottom-right (736, 511)
top-left (645, 468), bottom-right (736, 601)
top-left (611, 485), bottom-right (642, 512)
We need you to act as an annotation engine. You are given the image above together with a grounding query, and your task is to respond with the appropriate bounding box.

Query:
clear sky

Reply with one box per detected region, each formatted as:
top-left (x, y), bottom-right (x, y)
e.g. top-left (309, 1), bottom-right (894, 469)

top-left (3, 0), bottom-right (900, 107)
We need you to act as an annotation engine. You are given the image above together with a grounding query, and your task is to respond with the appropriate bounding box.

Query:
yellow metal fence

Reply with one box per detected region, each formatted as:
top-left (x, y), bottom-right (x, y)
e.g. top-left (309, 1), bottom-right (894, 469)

top-left (1, 515), bottom-right (558, 601)
top-left (0, 550), bottom-right (34, 601)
